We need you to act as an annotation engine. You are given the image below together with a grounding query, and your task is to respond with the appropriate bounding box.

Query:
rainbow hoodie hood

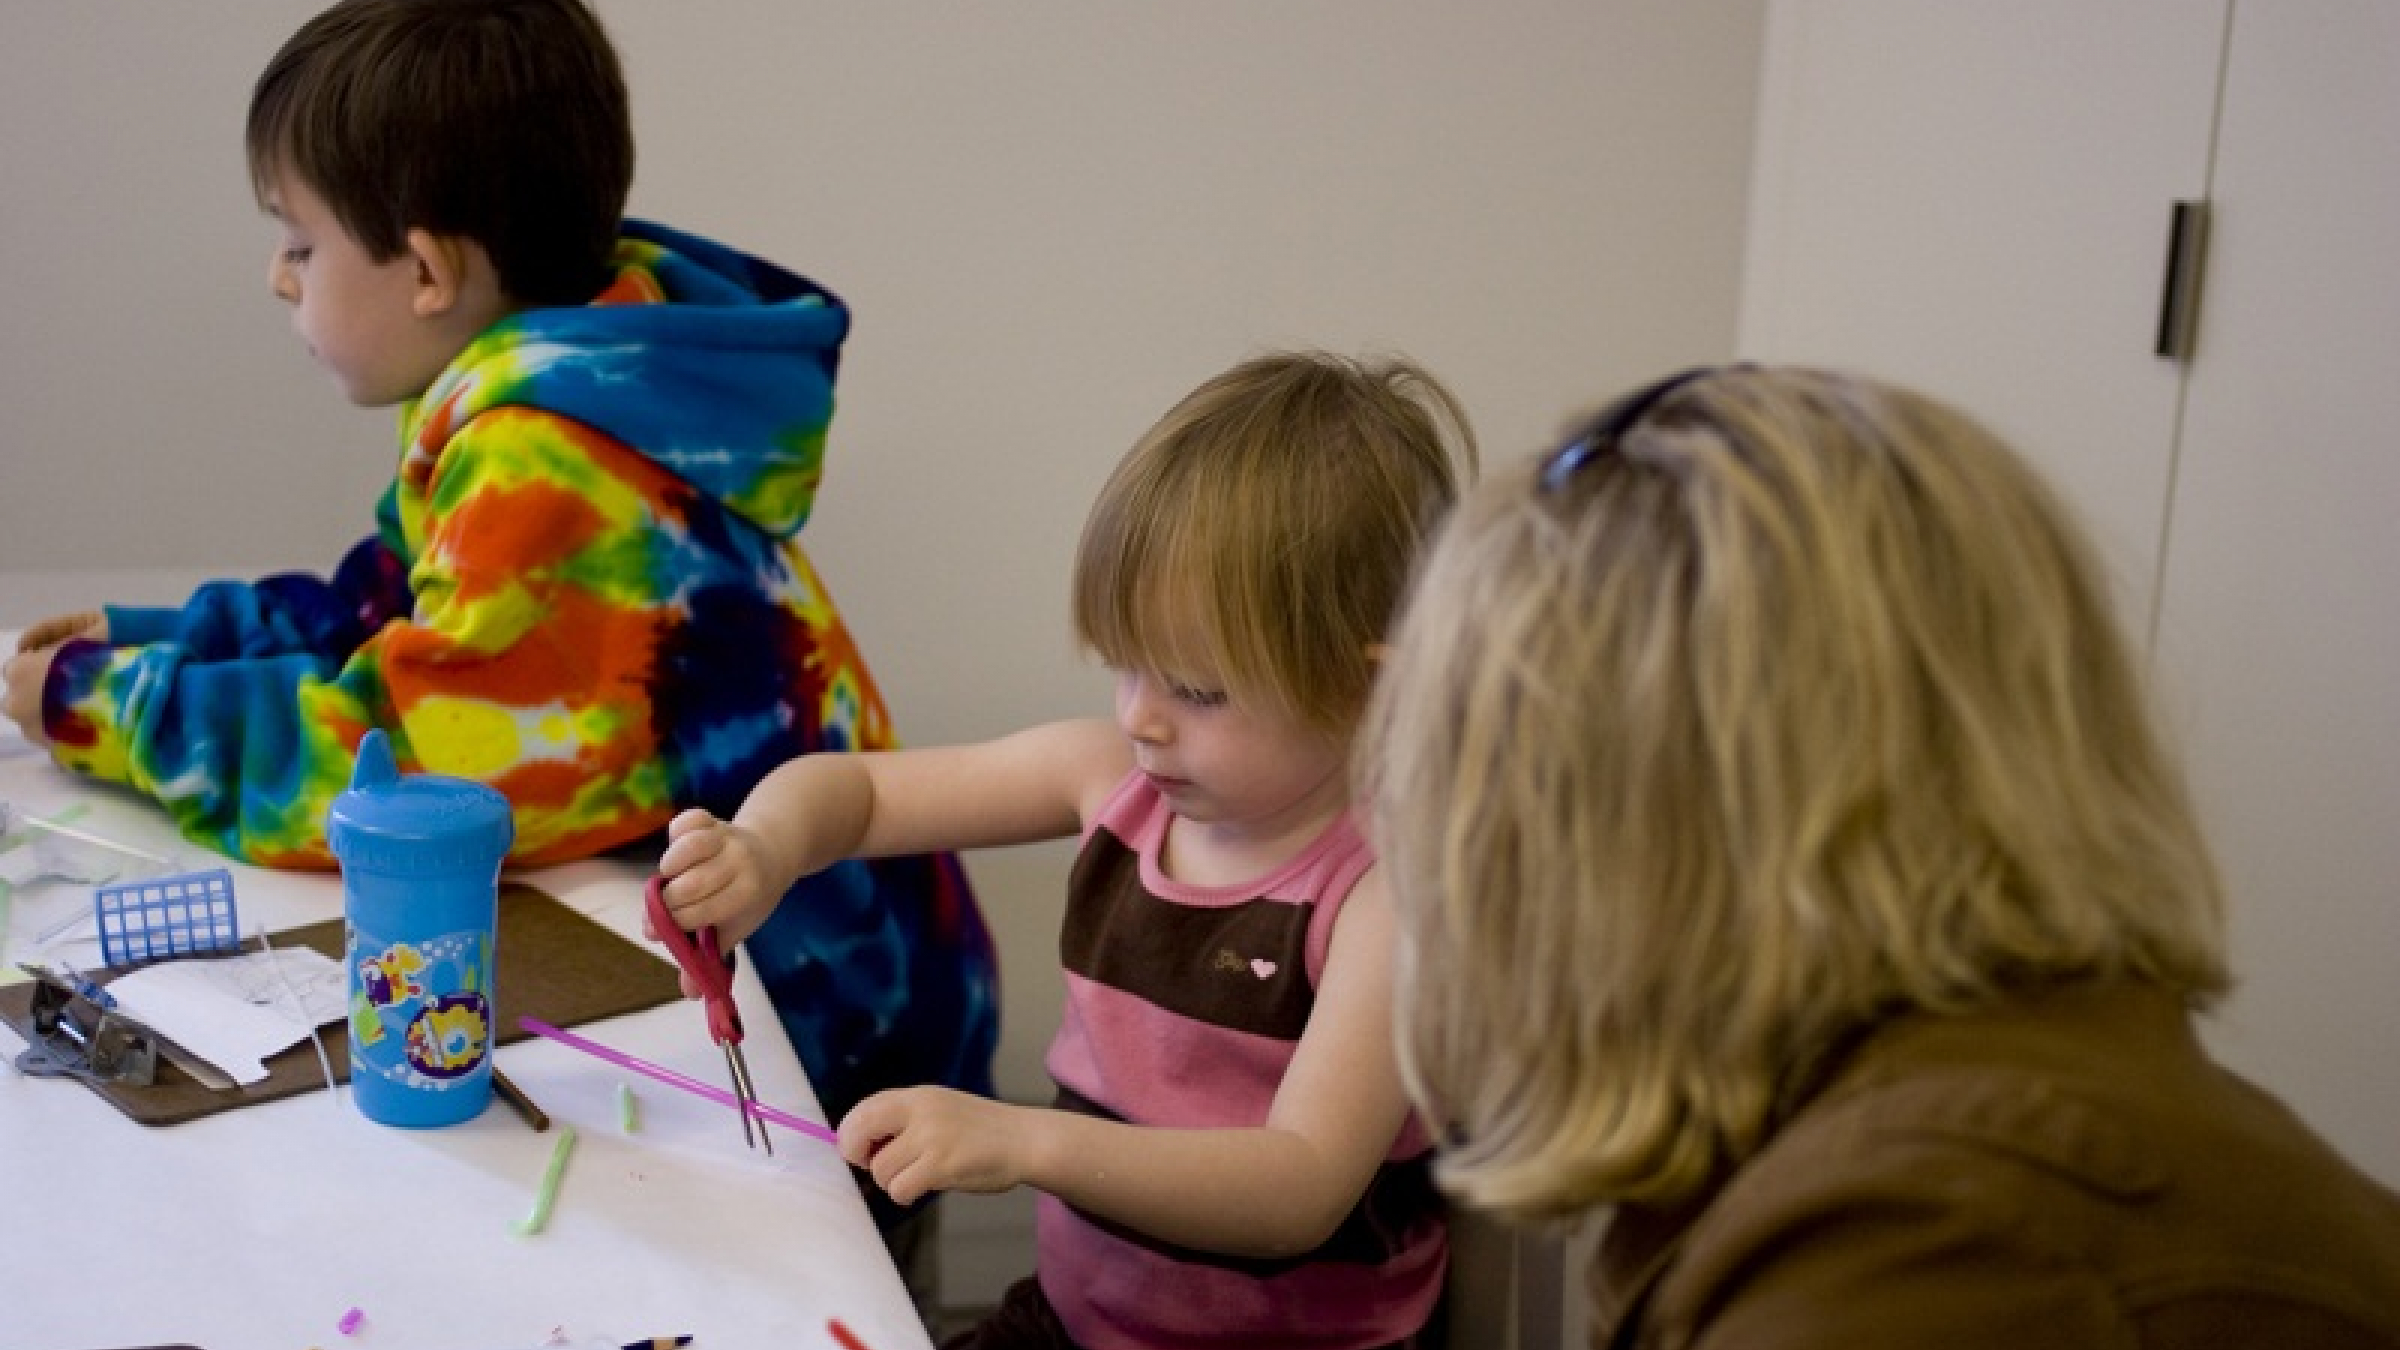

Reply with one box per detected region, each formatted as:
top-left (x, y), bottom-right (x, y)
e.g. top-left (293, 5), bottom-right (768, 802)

top-left (411, 218), bottom-right (850, 541)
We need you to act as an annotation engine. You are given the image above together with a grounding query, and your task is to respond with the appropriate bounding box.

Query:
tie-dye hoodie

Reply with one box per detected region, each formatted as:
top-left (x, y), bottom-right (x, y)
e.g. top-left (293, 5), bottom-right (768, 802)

top-left (41, 220), bottom-right (997, 1141)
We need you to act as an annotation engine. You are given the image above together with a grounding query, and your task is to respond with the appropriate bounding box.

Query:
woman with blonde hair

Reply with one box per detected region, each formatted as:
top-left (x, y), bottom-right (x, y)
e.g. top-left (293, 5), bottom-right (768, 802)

top-left (1363, 365), bottom-right (2400, 1346)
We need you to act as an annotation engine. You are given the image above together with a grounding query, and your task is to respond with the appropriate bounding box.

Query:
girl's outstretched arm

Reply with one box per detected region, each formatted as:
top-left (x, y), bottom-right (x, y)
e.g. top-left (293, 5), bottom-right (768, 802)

top-left (655, 716), bottom-right (1128, 945)
top-left (839, 868), bottom-right (1416, 1259)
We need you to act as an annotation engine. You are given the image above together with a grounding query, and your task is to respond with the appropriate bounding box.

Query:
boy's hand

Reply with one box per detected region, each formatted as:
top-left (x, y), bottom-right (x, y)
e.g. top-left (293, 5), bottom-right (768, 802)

top-left (649, 808), bottom-right (788, 964)
top-left (2, 644), bottom-right (60, 746)
top-left (838, 1087), bottom-right (1040, 1206)
top-left (16, 610), bottom-right (107, 652)
top-left (5, 613), bottom-right (106, 744)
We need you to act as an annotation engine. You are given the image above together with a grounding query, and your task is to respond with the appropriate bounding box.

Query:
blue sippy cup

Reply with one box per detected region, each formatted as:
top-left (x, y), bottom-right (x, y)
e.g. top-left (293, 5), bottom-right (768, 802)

top-left (327, 729), bottom-right (515, 1127)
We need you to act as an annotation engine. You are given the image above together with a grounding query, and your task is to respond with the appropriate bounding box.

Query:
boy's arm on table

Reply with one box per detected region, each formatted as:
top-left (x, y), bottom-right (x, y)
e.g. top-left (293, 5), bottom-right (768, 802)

top-left (14, 529), bottom-right (407, 664)
top-left (3, 542), bottom-right (403, 744)
top-left (40, 427), bottom-right (649, 866)
top-left (657, 717), bottom-right (1127, 944)
top-left (96, 535), bottom-right (411, 660)
top-left (842, 869), bottom-right (1417, 1261)
top-left (41, 634), bottom-right (378, 864)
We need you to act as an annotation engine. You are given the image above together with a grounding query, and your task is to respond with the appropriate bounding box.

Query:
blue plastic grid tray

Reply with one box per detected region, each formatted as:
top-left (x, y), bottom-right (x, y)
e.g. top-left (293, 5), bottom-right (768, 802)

top-left (94, 868), bottom-right (241, 965)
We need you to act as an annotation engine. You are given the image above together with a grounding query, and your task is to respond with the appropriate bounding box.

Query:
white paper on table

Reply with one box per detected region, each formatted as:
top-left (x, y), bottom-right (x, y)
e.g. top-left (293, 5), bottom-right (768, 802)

top-left (103, 947), bottom-right (348, 1086)
top-left (0, 847), bottom-right (39, 886)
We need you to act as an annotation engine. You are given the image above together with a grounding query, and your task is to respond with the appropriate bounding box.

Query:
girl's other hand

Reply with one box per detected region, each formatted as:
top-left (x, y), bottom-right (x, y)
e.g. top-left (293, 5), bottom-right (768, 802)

top-left (838, 1087), bottom-right (1039, 1206)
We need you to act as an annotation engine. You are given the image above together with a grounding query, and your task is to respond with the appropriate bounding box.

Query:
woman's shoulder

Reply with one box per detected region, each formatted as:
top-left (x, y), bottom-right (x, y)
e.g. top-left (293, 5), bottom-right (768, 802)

top-left (1644, 990), bottom-right (2400, 1347)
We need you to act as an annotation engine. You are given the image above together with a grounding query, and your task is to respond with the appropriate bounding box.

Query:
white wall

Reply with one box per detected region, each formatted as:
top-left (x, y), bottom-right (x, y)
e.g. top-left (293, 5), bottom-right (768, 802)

top-left (0, 2), bottom-right (1767, 1099)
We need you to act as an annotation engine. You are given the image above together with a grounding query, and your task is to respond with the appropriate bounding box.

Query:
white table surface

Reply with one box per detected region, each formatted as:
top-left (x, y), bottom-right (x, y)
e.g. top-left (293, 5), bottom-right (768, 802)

top-left (0, 629), bottom-right (930, 1350)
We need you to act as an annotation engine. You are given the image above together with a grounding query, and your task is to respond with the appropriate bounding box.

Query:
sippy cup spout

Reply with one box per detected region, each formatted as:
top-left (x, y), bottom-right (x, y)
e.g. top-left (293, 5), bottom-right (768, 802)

top-left (350, 728), bottom-right (400, 791)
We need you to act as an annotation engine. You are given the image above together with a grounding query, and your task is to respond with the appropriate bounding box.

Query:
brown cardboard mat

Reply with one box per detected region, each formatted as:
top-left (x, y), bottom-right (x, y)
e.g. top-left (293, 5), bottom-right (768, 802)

top-left (0, 881), bottom-right (682, 1125)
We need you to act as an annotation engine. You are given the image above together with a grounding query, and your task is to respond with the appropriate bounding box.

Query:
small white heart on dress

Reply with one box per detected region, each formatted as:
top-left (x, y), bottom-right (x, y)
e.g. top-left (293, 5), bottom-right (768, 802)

top-left (1249, 958), bottom-right (1277, 980)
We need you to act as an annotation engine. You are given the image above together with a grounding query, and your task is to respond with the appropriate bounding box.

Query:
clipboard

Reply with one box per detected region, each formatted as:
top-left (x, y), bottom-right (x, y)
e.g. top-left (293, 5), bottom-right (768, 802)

top-left (0, 881), bottom-right (684, 1126)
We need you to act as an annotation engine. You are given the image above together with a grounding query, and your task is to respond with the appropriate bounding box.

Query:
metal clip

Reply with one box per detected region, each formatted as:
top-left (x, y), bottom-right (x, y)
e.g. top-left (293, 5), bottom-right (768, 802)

top-left (14, 965), bottom-right (159, 1086)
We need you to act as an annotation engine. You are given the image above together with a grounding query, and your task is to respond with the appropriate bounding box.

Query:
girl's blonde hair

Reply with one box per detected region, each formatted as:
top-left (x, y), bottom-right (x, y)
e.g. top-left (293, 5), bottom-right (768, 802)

top-left (1075, 350), bottom-right (1476, 738)
top-left (1362, 366), bottom-right (2228, 1218)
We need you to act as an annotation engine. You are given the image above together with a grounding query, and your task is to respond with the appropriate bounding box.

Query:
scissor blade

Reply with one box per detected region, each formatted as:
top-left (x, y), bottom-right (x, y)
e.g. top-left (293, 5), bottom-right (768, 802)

top-left (721, 1041), bottom-right (758, 1150)
top-left (727, 1044), bottom-right (774, 1156)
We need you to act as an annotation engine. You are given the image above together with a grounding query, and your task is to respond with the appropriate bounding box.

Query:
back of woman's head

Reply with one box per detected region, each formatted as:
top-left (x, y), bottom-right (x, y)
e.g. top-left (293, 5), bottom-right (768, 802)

top-left (1074, 350), bottom-right (1476, 739)
top-left (1363, 365), bottom-right (2227, 1217)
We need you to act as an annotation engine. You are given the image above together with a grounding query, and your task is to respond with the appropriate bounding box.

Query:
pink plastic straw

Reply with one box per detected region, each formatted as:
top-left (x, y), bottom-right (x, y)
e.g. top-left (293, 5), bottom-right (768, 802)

top-left (517, 1016), bottom-right (838, 1146)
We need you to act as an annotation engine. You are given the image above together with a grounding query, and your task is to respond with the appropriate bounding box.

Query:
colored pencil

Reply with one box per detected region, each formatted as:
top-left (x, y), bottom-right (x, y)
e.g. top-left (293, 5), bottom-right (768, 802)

top-left (492, 1067), bottom-right (551, 1132)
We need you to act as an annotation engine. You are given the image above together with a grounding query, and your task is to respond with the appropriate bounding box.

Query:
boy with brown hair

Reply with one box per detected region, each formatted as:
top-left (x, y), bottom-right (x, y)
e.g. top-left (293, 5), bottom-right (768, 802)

top-left (2, 0), bottom-right (995, 1291)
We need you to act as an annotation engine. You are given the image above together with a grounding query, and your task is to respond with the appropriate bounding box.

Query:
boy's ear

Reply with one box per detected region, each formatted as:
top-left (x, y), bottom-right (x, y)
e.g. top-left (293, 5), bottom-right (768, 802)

top-left (403, 228), bottom-right (485, 319)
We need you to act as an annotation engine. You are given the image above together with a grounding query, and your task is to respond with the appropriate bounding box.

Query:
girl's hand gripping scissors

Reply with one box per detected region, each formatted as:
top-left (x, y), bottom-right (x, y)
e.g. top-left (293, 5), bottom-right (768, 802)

top-left (644, 875), bottom-right (773, 1154)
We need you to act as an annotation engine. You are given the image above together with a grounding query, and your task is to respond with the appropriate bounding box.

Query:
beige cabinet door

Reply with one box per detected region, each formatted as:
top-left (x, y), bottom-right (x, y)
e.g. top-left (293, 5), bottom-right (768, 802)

top-left (1738, 1), bottom-right (2229, 622)
top-left (2155, 0), bottom-right (2400, 1186)
top-left (1740, 0), bottom-right (2400, 1187)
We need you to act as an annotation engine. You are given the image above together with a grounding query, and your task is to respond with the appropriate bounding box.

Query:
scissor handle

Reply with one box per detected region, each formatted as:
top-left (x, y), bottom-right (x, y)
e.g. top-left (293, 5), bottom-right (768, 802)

top-left (644, 875), bottom-right (744, 1046)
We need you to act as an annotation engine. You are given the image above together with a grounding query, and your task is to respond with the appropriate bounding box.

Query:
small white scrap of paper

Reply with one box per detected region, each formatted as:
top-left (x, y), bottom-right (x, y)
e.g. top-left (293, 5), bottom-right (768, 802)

top-left (104, 947), bottom-right (348, 1086)
top-left (0, 834), bottom-right (128, 886)
top-left (0, 846), bottom-right (40, 887)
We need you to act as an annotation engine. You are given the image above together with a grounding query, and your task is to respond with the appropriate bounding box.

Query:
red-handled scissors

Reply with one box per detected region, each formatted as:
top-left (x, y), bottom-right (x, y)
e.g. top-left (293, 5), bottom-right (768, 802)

top-left (644, 875), bottom-right (772, 1154)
